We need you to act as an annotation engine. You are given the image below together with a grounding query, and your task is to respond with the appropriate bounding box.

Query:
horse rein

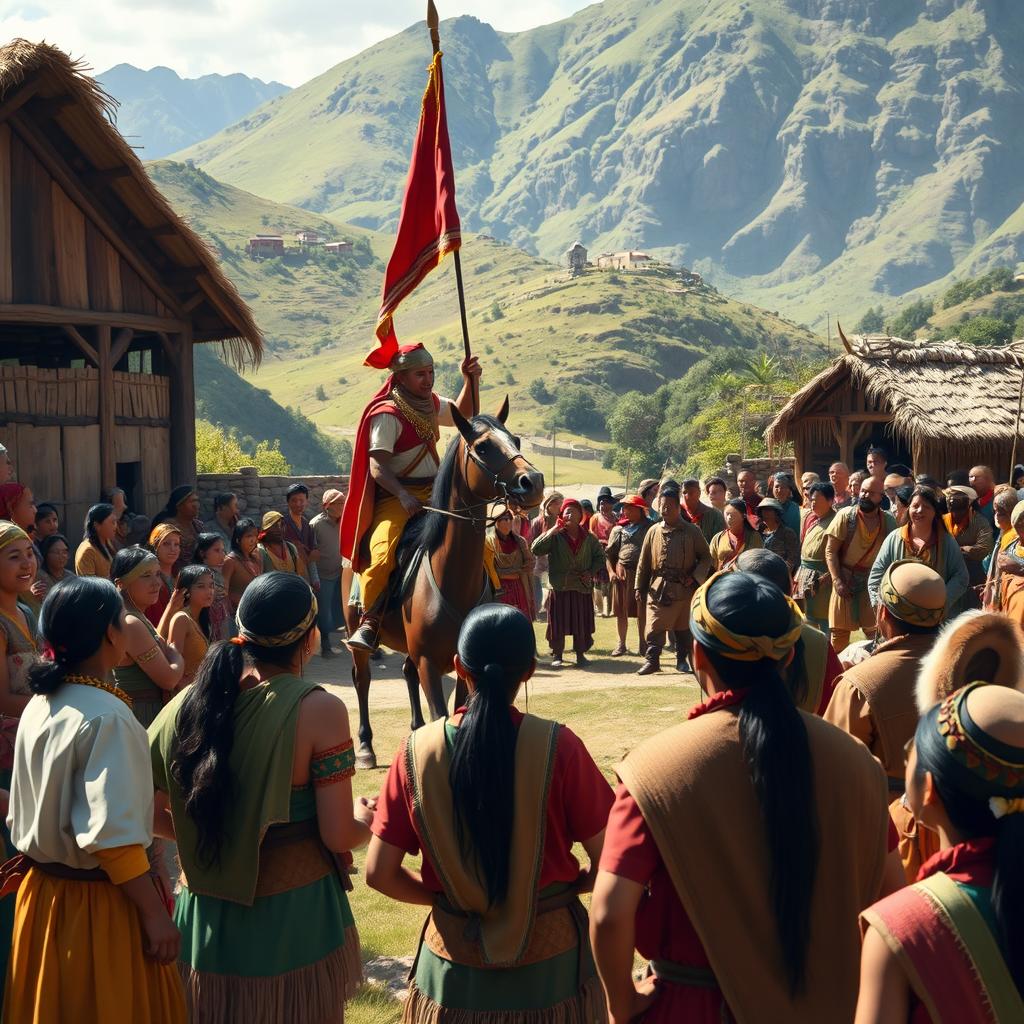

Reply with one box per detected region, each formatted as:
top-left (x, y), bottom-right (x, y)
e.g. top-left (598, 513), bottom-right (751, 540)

top-left (418, 433), bottom-right (528, 529)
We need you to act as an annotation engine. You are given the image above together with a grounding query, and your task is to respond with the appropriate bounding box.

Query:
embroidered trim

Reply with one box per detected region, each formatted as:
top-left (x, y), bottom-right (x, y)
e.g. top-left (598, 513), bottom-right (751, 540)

top-left (310, 739), bottom-right (356, 787)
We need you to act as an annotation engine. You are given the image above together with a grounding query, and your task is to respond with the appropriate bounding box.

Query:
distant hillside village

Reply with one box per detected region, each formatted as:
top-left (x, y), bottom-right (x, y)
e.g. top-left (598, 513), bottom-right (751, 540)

top-left (564, 241), bottom-right (703, 287)
top-left (246, 229), bottom-right (354, 261)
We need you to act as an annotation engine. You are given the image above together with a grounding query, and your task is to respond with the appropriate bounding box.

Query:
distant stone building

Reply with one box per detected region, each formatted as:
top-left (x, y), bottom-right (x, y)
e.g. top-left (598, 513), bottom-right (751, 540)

top-left (565, 241), bottom-right (588, 277)
top-left (597, 250), bottom-right (653, 271)
top-left (247, 235), bottom-right (284, 259)
top-left (324, 241), bottom-right (353, 255)
top-left (296, 230), bottom-right (322, 249)
top-left (679, 268), bottom-right (703, 287)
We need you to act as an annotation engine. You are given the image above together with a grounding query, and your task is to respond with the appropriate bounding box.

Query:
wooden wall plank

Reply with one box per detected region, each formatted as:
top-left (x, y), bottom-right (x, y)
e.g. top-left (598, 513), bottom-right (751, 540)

top-left (85, 221), bottom-right (122, 311)
top-left (61, 423), bottom-right (100, 546)
top-left (0, 124), bottom-right (11, 303)
top-left (118, 257), bottom-right (158, 316)
top-left (9, 133), bottom-right (55, 306)
top-left (140, 425), bottom-right (170, 517)
top-left (114, 424), bottom-right (141, 464)
top-left (51, 182), bottom-right (89, 308)
top-left (17, 424), bottom-right (63, 510)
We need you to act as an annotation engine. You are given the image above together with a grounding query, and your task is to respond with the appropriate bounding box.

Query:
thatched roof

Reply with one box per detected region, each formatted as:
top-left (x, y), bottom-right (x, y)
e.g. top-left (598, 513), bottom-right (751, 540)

top-left (765, 334), bottom-right (1024, 449)
top-left (0, 39), bottom-right (261, 368)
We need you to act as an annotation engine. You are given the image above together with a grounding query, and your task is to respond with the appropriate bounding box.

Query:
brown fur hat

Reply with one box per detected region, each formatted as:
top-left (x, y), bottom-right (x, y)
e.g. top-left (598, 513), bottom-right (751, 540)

top-left (916, 610), bottom-right (1024, 713)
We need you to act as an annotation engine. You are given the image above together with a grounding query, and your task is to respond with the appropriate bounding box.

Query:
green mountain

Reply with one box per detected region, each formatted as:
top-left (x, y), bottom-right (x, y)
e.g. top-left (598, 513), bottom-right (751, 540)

top-left (150, 160), bottom-right (819, 446)
top-left (97, 64), bottom-right (289, 160)
top-left (173, 0), bottom-right (1024, 325)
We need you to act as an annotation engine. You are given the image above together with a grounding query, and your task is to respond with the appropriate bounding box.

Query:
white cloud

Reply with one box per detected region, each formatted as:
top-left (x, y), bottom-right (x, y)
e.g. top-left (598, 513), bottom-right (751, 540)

top-left (2, 0), bottom-right (597, 85)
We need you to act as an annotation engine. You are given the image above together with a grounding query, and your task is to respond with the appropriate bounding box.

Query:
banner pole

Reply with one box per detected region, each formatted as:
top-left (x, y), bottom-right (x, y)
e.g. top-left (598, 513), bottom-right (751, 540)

top-left (427, 0), bottom-right (476, 413)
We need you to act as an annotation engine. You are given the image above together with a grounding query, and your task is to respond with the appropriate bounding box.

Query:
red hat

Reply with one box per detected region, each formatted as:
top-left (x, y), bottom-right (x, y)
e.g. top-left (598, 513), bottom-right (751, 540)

top-left (559, 497), bottom-right (582, 515)
top-left (620, 494), bottom-right (647, 510)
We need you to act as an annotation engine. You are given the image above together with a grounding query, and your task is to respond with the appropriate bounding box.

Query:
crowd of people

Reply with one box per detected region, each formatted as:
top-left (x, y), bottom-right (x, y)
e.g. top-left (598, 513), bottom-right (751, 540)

top-left (0, 353), bottom-right (1023, 1024)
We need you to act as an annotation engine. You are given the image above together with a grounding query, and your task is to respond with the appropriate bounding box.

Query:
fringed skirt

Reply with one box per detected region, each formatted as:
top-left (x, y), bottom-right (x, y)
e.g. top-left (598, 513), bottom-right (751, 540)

top-left (402, 901), bottom-right (606, 1024)
top-left (545, 591), bottom-right (595, 651)
top-left (175, 873), bottom-right (362, 1024)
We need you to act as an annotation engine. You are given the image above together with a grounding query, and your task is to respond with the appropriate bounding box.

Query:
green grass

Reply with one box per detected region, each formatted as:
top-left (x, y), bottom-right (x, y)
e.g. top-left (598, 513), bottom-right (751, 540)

top-left (341, 615), bottom-right (700, 1023)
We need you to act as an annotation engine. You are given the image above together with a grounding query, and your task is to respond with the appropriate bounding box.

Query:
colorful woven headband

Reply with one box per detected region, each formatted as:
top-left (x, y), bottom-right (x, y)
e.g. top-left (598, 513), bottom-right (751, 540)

top-left (689, 572), bottom-right (804, 662)
top-left (236, 597), bottom-right (318, 648)
top-left (0, 521), bottom-right (29, 553)
top-left (148, 523), bottom-right (182, 548)
top-left (916, 682), bottom-right (1024, 806)
top-left (116, 553), bottom-right (159, 585)
top-left (878, 559), bottom-right (945, 628)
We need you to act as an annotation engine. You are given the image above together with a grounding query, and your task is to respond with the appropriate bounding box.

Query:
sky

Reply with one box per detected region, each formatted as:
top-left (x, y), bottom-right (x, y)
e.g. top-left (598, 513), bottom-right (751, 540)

top-left (2, 0), bottom-right (597, 86)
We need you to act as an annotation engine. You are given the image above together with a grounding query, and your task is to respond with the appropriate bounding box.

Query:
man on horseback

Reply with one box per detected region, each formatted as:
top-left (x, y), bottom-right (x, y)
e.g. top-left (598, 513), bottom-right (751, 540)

top-left (341, 342), bottom-right (482, 651)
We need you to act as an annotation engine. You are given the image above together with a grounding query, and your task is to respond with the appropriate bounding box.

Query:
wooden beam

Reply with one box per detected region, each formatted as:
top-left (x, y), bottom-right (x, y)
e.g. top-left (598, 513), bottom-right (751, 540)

top-left (61, 324), bottom-right (98, 366)
top-left (156, 331), bottom-right (179, 369)
top-left (116, 415), bottom-right (171, 428)
top-left (181, 292), bottom-right (204, 313)
top-left (7, 111), bottom-right (186, 317)
top-left (839, 412), bottom-right (892, 423)
top-left (840, 419), bottom-right (852, 469)
top-left (0, 81), bottom-right (41, 126)
top-left (0, 303), bottom-right (187, 334)
top-left (0, 412), bottom-right (97, 427)
top-left (168, 328), bottom-right (196, 484)
top-left (83, 165), bottom-right (133, 186)
top-left (110, 327), bottom-right (134, 367)
top-left (97, 324), bottom-right (116, 490)
top-left (195, 274), bottom-right (243, 337)
top-left (29, 95), bottom-right (74, 118)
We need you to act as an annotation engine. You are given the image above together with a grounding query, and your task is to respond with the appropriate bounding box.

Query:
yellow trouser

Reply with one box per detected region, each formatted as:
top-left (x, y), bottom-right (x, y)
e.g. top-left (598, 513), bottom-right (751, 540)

top-left (360, 483), bottom-right (501, 611)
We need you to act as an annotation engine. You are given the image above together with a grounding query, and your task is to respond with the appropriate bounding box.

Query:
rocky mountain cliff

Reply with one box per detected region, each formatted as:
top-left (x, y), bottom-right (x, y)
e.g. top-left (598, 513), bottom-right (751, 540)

top-left (98, 64), bottom-right (289, 159)
top-left (173, 0), bottom-right (1024, 322)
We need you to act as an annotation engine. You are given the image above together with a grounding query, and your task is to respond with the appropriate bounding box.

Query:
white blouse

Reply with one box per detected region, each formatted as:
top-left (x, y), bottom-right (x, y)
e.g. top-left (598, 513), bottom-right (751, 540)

top-left (7, 683), bottom-right (153, 870)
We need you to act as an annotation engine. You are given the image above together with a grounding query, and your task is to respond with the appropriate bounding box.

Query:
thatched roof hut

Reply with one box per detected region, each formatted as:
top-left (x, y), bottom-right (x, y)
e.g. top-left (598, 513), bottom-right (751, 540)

top-left (764, 333), bottom-right (1024, 481)
top-left (0, 39), bottom-right (262, 530)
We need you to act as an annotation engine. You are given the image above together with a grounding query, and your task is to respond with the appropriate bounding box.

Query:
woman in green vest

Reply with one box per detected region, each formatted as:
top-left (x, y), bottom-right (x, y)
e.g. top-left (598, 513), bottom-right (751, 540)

top-left (149, 571), bottom-right (371, 1023)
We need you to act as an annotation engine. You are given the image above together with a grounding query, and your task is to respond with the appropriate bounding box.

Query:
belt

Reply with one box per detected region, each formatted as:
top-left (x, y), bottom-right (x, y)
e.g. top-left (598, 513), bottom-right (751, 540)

top-left (649, 958), bottom-right (719, 989)
top-left (0, 853), bottom-right (107, 898)
top-left (800, 559), bottom-right (827, 572)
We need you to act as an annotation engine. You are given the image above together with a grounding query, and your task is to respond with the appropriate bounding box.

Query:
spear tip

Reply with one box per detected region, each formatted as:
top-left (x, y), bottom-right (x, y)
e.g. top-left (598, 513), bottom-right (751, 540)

top-left (427, 0), bottom-right (439, 31)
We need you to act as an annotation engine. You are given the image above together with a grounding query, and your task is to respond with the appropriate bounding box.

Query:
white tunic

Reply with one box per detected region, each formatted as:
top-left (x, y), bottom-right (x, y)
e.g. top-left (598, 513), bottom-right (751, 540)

top-left (368, 396), bottom-right (454, 478)
top-left (7, 684), bottom-right (153, 869)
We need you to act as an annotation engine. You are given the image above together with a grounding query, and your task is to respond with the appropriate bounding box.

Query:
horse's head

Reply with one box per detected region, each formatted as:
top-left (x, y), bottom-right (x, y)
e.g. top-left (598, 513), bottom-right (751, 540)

top-left (450, 397), bottom-right (545, 510)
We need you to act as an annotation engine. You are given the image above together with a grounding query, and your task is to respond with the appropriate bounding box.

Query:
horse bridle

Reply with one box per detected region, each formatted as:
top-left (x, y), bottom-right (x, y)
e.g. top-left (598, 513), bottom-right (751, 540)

top-left (420, 434), bottom-right (529, 529)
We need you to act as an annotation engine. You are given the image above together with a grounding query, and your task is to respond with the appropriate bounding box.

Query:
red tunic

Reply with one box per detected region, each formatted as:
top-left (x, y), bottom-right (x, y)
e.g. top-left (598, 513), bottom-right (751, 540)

top-left (372, 709), bottom-right (613, 892)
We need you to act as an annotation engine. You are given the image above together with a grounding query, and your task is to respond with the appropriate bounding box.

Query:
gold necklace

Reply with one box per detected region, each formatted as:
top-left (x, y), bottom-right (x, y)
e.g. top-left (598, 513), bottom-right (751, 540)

top-left (63, 674), bottom-right (134, 709)
top-left (391, 388), bottom-right (440, 442)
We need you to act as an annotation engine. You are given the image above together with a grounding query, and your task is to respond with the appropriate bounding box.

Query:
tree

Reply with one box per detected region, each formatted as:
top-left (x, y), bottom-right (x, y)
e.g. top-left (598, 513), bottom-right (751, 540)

top-left (855, 305), bottom-right (885, 332)
top-left (543, 385), bottom-right (604, 435)
top-left (314, 384), bottom-right (328, 402)
top-left (196, 420), bottom-right (292, 474)
top-left (958, 316), bottom-right (1013, 347)
top-left (490, 299), bottom-right (504, 320)
top-left (528, 378), bottom-right (552, 404)
top-left (888, 299), bottom-right (933, 338)
top-left (607, 391), bottom-right (666, 478)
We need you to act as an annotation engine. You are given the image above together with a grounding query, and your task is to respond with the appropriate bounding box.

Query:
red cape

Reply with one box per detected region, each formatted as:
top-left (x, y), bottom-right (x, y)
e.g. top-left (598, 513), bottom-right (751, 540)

top-left (340, 376), bottom-right (395, 572)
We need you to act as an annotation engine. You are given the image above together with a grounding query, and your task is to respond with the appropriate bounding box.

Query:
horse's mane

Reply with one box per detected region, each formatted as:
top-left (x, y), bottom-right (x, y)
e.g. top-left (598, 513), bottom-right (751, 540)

top-left (398, 413), bottom-right (506, 562)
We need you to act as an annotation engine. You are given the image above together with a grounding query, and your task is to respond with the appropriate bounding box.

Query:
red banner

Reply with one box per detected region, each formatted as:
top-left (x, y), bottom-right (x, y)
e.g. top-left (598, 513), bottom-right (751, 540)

top-left (366, 50), bottom-right (461, 369)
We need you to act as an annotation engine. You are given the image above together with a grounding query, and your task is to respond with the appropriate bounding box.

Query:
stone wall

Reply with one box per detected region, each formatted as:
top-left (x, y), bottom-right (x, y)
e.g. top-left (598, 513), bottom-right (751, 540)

top-left (196, 468), bottom-right (350, 523)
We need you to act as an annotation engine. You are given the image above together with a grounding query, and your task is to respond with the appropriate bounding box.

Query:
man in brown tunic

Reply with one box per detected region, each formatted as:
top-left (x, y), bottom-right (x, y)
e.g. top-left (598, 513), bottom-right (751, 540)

top-left (605, 495), bottom-right (653, 657)
top-left (824, 559), bottom-right (947, 792)
top-left (635, 484), bottom-right (712, 675)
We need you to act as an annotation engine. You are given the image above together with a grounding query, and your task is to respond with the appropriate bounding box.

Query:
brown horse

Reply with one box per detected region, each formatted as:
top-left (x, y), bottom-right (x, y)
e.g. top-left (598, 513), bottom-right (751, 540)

top-left (350, 398), bottom-right (544, 768)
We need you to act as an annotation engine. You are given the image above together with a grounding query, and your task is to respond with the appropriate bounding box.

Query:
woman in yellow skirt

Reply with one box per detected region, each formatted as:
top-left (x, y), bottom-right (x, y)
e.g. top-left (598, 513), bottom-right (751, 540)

top-left (2, 575), bottom-right (185, 1022)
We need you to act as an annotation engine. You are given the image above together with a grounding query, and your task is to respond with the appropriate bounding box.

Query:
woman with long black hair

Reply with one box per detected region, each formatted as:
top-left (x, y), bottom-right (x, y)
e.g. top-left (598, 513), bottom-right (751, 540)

top-left (366, 602), bottom-right (613, 1023)
top-left (149, 571), bottom-right (369, 1023)
top-left (159, 564), bottom-right (214, 687)
top-left (73, 503), bottom-right (117, 578)
top-left (3, 576), bottom-right (185, 1022)
top-left (858, 682), bottom-right (1024, 1022)
top-left (591, 571), bottom-right (890, 1024)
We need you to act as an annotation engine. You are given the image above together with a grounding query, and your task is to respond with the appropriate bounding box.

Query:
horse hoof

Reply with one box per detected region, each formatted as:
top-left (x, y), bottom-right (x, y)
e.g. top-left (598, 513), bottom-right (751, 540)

top-left (356, 744), bottom-right (377, 771)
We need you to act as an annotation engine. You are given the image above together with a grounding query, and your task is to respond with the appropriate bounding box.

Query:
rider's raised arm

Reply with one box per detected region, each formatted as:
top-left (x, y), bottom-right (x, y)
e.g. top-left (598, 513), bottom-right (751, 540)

top-left (453, 355), bottom-right (482, 417)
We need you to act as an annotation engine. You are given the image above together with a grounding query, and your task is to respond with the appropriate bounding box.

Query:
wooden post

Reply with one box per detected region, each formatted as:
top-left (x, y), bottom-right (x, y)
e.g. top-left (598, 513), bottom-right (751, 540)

top-left (168, 329), bottom-right (196, 484)
top-left (97, 324), bottom-right (116, 491)
top-left (839, 418), bottom-right (851, 470)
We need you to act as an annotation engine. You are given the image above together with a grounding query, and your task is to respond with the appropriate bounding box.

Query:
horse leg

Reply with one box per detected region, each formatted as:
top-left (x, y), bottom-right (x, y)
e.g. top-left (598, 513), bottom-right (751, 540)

top-left (403, 656), bottom-right (426, 731)
top-left (417, 655), bottom-right (448, 722)
top-left (350, 652), bottom-right (377, 770)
